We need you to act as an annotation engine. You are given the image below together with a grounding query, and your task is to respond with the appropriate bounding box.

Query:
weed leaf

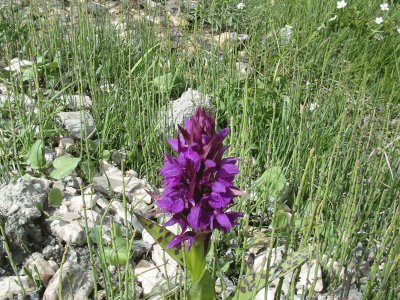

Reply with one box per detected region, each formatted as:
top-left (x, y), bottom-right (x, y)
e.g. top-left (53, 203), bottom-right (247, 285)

top-left (188, 267), bottom-right (216, 300)
top-left (104, 237), bottom-right (129, 266)
top-left (27, 139), bottom-right (45, 170)
top-left (50, 156), bottom-right (80, 180)
top-left (48, 187), bottom-right (63, 207)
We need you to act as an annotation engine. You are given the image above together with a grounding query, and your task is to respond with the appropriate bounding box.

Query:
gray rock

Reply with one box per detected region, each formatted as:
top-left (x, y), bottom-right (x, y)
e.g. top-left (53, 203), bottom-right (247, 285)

top-left (87, 1), bottom-right (108, 16)
top-left (160, 88), bottom-right (211, 130)
top-left (134, 260), bottom-right (165, 296)
top-left (165, 0), bottom-right (181, 15)
top-left (48, 260), bottom-right (59, 273)
top-left (183, 0), bottom-right (198, 12)
top-left (215, 32), bottom-right (249, 50)
top-left (92, 176), bottom-right (127, 194)
top-left (49, 220), bottom-right (86, 245)
top-left (215, 275), bottom-right (235, 297)
top-left (236, 61), bottom-right (254, 77)
top-left (63, 176), bottom-right (83, 189)
top-left (59, 137), bottom-right (75, 150)
top-left (42, 244), bottom-right (63, 261)
top-left (0, 180), bottom-right (47, 255)
top-left (95, 195), bottom-right (143, 232)
top-left (253, 246), bottom-right (285, 273)
top-left (52, 204), bottom-right (81, 222)
top-left (4, 58), bottom-right (34, 73)
top-left (0, 92), bottom-right (35, 110)
top-left (67, 249), bottom-right (78, 263)
top-left (65, 186), bottom-right (78, 196)
top-left (44, 148), bottom-right (55, 164)
top-left (59, 95), bottom-right (92, 110)
top-left (165, 0), bottom-right (197, 15)
top-left (279, 25), bottom-right (293, 45)
top-left (111, 149), bottom-right (127, 165)
top-left (296, 260), bottom-right (323, 293)
top-left (43, 262), bottom-right (94, 300)
top-left (0, 276), bottom-right (35, 299)
top-left (81, 209), bottom-right (101, 224)
top-left (144, 0), bottom-right (159, 8)
top-left (253, 246), bottom-right (290, 296)
top-left (142, 229), bottom-right (156, 245)
top-left (256, 288), bottom-right (286, 300)
top-left (24, 253), bottom-right (55, 286)
top-left (151, 244), bottom-right (179, 278)
top-left (132, 240), bottom-right (152, 257)
top-left (92, 175), bottom-right (143, 196)
top-left (57, 111), bottom-right (96, 139)
top-left (318, 288), bottom-right (362, 300)
top-left (67, 194), bottom-right (98, 212)
top-left (0, 83), bottom-right (7, 94)
top-left (30, 177), bottom-right (52, 190)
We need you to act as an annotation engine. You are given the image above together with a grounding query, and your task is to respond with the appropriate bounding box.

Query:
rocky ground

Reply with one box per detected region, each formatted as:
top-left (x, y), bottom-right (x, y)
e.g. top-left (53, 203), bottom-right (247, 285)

top-left (0, 84), bottom-right (376, 299)
top-left (0, 81), bottom-right (210, 299)
top-left (0, 0), bottom-right (385, 299)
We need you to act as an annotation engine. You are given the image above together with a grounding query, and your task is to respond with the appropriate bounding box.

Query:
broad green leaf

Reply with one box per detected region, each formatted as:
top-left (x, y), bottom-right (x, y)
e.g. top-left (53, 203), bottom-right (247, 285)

top-left (220, 260), bottom-right (232, 273)
top-left (22, 68), bottom-right (35, 81)
top-left (102, 150), bottom-right (111, 161)
top-left (231, 246), bottom-right (314, 300)
top-left (256, 166), bottom-right (286, 199)
top-left (188, 268), bottom-right (216, 300)
top-left (153, 73), bottom-right (185, 95)
top-left (104, 237), bottom-right (129, 266)
top-left (22, 173), bottom-right (32, 181)
top-left (35, 203), bottom-right (44, 213)
top-left (274, 209), bottom-right (290, 230)
top-left (112, 223), bottom-right (123, 238)
top-left (27, 139), bottom-right (45, 170)
top-left (81, 159), bottom-right (97, 181)
top-left (134, 213), bottom-right (185, 267)
top-left (48, 187), bottom-right (63, 207)
top-left (42, 62), bottom-right (59, 71)
top-left (50, 156), bottom-right (80, 180)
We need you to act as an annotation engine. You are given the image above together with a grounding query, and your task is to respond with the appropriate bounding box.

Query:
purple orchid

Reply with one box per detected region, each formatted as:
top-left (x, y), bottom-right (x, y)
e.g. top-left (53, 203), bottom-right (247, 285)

top-left (157, 107), bottom-right (244, 249)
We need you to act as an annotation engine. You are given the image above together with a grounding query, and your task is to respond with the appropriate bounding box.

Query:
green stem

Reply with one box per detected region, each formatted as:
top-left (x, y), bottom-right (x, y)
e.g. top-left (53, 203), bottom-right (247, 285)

top-left (186, 232), bottom-right (210, 281)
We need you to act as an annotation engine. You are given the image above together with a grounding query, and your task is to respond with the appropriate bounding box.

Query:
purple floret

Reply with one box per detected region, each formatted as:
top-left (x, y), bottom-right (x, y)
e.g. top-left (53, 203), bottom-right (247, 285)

top-left (157, 107), bottom-right (244, 249)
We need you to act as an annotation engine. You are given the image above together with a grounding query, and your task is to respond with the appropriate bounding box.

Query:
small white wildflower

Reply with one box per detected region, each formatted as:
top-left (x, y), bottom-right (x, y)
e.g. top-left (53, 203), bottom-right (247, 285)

top-left (306, 81), bottom-right (311, 86)
top-left (337, 0), bottom-right (347, 9)
top-left (237, 2), bottom-right (245, 9)
top-left (397, 27), bottom-right (400, 34)
top-left (279, 25), bottom-right (293, 44)
top-left (380, 3), bottom-right (389, 11)
top-left (329, 15), bottom-right (338, 22)
top-left (375, 17), bottom-right (384, 25)
top-left (309, 103), bottom-right (319, 112)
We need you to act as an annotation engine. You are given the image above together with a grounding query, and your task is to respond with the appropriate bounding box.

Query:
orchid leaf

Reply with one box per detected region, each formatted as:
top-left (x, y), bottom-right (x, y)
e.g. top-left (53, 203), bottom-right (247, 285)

top-left (231, 246), bottom-right (314, 300)
top-left (185, 232), bottom-right (209, 280)
top-left (134, 213), bottom-right (185, 267)
top-left (188, 268), bottom-right (216, 300)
